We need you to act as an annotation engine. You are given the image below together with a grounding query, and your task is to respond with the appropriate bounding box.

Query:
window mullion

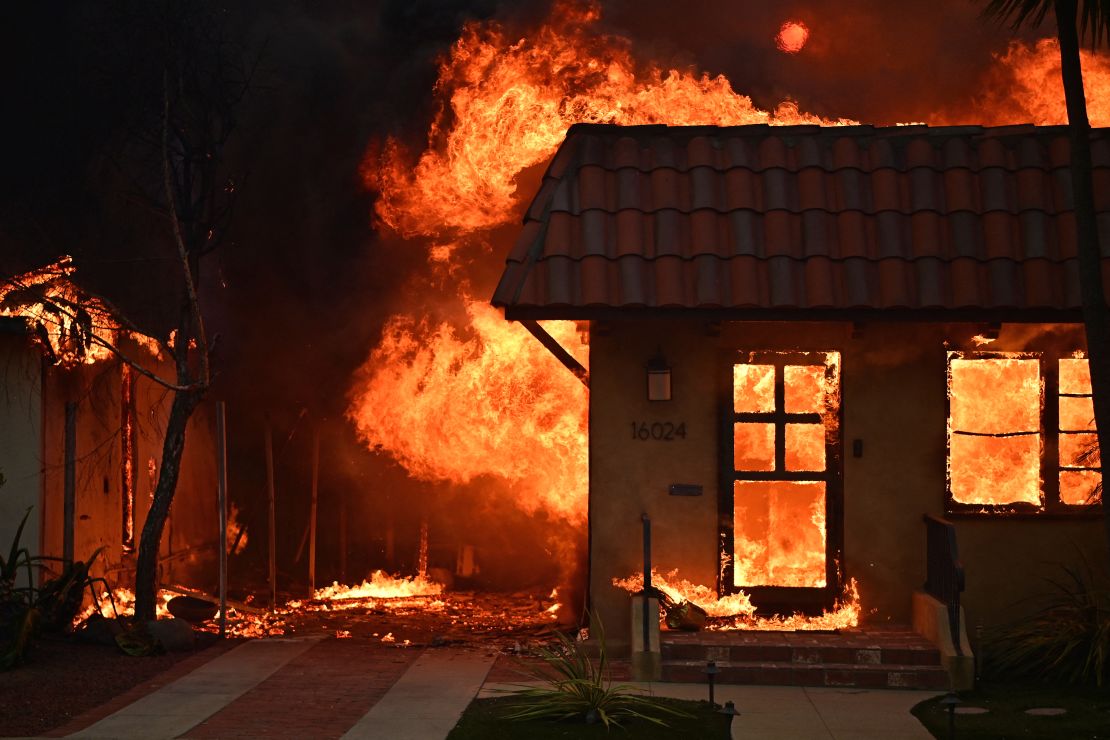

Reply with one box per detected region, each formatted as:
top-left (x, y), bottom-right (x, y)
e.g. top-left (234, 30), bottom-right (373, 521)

top-left (1044, 356), bottom-right (1060, 511)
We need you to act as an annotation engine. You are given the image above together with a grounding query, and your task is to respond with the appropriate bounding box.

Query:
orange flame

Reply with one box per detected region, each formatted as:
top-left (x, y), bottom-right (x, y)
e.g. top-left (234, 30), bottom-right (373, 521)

top-left (958, 38), bottom-right (1110, 126)
top-left (613, 570), bottom-right (860, 631)
top-left (348, 300), bottom-right (588, 522)
top-left (314, 570), bottom-right (444, 600)
top-left (367, 0), bottom-right (853, 241)
top-left (1, 256), bottom-right (162, 365)
top-left (356, 1), bottom-right (851, 529)
top-left (948, 355), bottom-right (1043, 507)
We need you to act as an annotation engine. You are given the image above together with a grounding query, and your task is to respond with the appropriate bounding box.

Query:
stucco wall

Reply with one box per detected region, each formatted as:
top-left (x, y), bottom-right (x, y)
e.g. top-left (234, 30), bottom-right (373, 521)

top-left (39, 352), bottom-right (218, 590)
top-left (0, 333), bottom-right (43, 560)
top-left (588, 320), bottom-right (1108, 647)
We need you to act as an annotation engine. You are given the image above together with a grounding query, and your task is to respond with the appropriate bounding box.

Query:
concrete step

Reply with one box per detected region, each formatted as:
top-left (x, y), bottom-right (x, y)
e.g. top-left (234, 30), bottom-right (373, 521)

top-left (662, 658), bottom-right (950, 690)
top-left (661, 639), bottom-right (941, 667)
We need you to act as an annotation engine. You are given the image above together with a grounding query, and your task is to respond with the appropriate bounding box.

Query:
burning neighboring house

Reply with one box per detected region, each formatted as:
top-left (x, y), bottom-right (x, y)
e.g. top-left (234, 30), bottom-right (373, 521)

top-left (493, 123), bottom-right (1109, 670)
top-left (0, 257), bottom-right (218, 593)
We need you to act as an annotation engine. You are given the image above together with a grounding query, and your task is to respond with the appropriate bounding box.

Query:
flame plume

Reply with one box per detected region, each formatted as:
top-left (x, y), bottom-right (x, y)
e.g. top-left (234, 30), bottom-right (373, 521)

top-left (353, 1), bottom-right (851, 530)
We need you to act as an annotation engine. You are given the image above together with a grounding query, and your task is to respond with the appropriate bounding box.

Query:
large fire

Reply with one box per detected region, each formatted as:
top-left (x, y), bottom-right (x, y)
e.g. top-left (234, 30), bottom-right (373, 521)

top-left (965, 38), bottom-right (1110, 126)
top-left (349, 0), bottom-right (1110, 630)
top-left (353, 0), bottom-right (852, 536)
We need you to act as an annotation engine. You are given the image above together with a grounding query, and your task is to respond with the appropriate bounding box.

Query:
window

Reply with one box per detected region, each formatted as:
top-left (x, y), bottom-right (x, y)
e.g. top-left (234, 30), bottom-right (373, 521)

top-left (946, 351), bottom-right (1102, 514)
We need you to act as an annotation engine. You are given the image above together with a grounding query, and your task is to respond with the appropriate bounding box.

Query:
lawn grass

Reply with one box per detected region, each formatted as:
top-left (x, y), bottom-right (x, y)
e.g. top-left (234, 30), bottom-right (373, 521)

top-left (447, 695), bottom-right (731, 739)
top-left (912, 681), bottom-right (1110, 739)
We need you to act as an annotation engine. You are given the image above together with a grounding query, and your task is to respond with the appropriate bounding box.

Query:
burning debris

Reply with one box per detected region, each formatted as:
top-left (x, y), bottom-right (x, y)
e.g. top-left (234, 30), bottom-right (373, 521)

top-left (613, 570), bottom-right (861, 632)
top-left (313, 571), bottom-right (443, 600)
top-left (0, 256), bottom-right (161, 366)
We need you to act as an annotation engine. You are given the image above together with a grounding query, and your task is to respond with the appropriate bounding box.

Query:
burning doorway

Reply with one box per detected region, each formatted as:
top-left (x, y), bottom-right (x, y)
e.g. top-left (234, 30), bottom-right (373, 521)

top-left (724, 352), bottom-right (843, 613)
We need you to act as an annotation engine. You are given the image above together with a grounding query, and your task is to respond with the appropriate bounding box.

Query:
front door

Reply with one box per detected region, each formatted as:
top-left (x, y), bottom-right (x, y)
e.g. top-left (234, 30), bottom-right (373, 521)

top-left (721, 351), bottom-right (843, 613)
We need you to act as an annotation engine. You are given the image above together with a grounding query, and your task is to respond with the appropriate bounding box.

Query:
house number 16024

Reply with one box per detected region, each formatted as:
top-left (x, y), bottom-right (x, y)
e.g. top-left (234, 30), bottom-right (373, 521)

top-left (630, 421), bottom-right (687, 441)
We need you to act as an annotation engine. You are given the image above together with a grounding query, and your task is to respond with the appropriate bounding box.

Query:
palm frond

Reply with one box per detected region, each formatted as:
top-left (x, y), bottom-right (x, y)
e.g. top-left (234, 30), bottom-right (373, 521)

top-left (980, 0), bottom-right (1110, 48)
top-left (981, 0), bottom-right (1053, 31)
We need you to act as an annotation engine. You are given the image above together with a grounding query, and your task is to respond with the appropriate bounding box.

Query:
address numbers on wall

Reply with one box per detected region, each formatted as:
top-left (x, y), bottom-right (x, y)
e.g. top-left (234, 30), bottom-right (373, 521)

top-left (630, 421), bottom-right (687, 441)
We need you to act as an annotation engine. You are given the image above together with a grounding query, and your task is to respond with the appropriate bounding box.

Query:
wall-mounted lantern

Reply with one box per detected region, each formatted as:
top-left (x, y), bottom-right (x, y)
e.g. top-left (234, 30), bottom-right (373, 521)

top-left (646, 351), bottom-right (672, 402)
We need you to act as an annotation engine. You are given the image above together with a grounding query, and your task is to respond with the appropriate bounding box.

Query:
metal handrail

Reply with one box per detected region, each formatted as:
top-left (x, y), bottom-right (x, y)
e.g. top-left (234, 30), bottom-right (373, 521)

top-left (923, 514), bottom-right (965, 656)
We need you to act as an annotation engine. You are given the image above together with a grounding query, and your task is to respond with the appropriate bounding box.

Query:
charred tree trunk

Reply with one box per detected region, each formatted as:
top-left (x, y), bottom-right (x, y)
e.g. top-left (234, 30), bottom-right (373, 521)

top-left (133, 384), bottom-right (203, 621)
top-left (1055, 0), bottom-right (1110, 551)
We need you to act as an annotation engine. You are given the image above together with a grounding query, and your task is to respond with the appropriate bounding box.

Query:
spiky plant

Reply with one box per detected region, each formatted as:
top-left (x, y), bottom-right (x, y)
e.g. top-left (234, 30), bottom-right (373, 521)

top-left (987, 555), bottom-right (1110, 686)
top-left (499, 621), bottom-right (692, 730)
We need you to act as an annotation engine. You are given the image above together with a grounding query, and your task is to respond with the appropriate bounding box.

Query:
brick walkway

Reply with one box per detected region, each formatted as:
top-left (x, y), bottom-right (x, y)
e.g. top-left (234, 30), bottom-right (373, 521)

top-left (183, 640), bottom-right (420, 739)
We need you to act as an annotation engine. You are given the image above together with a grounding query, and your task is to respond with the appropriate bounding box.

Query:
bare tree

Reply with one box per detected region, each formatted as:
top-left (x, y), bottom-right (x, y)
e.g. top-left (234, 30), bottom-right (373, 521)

top-left (2, 1), bottom-right (255, 622)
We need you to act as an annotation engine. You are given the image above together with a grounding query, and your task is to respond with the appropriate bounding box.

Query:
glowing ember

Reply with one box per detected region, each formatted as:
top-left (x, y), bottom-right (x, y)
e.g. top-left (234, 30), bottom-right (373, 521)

top-left (72, 587), bottom-right (173, 628)
top-left (226, 503), bottom-right (248, 555)
top-left (613, 570), bottom-right (860, 631)
top-left (1, 256), bottom-right (162, 365)
top-left (775, 21), bottom-right (810, 54)
top-left (314, 571), bottom-right (444, 600)
top-left (948, 355), bottom-right (1042, 506)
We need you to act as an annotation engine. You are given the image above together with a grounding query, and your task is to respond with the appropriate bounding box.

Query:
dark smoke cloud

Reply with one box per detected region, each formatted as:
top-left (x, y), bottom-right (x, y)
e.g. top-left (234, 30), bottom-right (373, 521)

top-left (600, 0), bottom-right (1047, 125)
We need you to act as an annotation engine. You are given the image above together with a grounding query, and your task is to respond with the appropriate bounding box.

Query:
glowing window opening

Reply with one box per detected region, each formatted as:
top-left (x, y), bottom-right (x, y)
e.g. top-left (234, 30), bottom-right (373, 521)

top-left (947, 355), bottom-right (1042, 508)
top-left (946, 351), bottom-right (1102, 514)
top-left (726, 351), bottom-right (840, 591)
top-left (1058, 357), bottom-right (1102, 506)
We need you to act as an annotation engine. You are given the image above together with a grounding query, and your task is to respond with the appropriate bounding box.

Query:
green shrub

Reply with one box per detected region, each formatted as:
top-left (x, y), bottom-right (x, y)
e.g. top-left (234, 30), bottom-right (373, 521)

top-left (986, 556), bottom-right (1110, 686)
top-left (1, 509), bottom-right (39, 669)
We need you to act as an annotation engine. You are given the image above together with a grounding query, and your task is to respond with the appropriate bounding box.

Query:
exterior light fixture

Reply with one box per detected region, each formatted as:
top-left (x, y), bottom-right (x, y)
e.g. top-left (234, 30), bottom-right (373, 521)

top-left (940, 692), bottom-right (961, 740)
top-left (703, 660), bottom-right (719, 707)
top-left (646, 351), bottom-right (671, 401)
top-left (718, 700), bottom-right (740, 730)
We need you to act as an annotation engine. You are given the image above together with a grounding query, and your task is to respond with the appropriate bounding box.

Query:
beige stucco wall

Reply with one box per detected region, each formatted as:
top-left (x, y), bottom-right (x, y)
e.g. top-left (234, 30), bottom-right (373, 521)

top-left (589, 320), bottom-right (1108, 647)
top-left (38, 350), bottom-right (218, 590)
top-left (0, 332), bottom-right (43, 560)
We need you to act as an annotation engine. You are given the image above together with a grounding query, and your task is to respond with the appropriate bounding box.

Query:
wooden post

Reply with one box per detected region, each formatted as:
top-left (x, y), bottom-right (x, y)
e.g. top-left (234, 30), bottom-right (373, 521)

top-left (216, 402), bottom-right (228, 638)
top-left (308, 424), bottom-right (319, 595)
top-left (338, 496), bottom-right (348, 584)
top-left (63, 401), bottom-right (77, 564)
top-left (265, 424), bottom-right (276, 609)
top-left (417, 517), bottom-right (429, 578)
top-left (384, 504), bottom-right (395, 571)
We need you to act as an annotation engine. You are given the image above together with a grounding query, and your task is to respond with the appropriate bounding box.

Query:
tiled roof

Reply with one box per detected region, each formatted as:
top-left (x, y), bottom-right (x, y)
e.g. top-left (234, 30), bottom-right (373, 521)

top-left (492, 123), bottom-right (1110, 318)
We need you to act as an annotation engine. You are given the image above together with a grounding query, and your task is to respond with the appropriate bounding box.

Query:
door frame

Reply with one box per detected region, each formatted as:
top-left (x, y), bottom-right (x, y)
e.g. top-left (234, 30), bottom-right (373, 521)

top-left (717, 349), bottom-right (845, 614)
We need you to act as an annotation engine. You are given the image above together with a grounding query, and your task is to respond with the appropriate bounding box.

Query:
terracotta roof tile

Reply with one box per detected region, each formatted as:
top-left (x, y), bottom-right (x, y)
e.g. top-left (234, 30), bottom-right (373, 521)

top-left (493, 123), bottom-right (1110, 316)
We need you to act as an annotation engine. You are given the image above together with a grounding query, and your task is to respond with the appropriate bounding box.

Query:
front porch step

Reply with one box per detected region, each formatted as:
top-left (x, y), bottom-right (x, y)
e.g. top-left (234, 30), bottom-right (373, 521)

top-left (659, 627), bottom-right (948, 689)
top-left (661, 659), bottom-right (950, 690)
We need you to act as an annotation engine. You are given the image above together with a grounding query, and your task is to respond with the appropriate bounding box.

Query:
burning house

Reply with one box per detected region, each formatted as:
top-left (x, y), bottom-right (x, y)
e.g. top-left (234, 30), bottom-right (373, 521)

top-left (492, 122), bottom-right (1110, 682)
top-left (0, 258), bottom-right (219, 596)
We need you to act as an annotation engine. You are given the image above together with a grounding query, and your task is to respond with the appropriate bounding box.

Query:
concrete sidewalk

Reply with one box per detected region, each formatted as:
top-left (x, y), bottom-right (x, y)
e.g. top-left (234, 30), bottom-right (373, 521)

top-left (35, 638), bottom-right (940, 740)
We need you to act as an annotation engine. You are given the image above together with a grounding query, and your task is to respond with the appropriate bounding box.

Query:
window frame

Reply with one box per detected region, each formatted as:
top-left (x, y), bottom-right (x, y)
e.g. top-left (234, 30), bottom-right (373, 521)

top-left (718, 349), bottom-right (844, 610)
top-left (945, 349), bottom-right (1103, 518)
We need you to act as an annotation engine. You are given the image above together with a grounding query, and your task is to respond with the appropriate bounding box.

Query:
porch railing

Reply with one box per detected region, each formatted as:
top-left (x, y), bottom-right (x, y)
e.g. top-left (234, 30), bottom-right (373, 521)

top-left (923, 514), bottom-right (965, 656)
